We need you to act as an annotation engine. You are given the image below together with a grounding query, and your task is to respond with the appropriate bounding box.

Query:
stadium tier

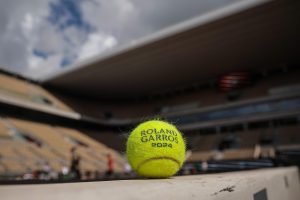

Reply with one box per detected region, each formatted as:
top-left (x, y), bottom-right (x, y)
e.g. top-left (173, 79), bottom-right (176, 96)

top-left (0, 117), bottom-right (125, 177)
top-left (0, 74), bottom-right (73, 112)
top-left (1, 66), bottom-right (299, 180)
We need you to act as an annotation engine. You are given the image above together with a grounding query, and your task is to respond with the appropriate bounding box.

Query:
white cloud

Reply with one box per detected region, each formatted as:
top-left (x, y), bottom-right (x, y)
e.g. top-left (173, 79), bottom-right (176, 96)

top-left (78, 33), bottom-right (117, 60)
top-left (27, 53), bottom-right (62, 77)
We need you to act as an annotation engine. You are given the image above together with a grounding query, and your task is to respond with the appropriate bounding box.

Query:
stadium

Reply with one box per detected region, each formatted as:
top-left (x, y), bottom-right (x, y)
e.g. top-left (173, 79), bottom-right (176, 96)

top-left (0, 0), bottom-right (300, 199)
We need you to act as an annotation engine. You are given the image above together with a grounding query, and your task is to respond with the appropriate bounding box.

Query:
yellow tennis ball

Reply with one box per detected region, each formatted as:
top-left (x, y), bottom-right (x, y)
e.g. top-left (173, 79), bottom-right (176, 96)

top-left (126, 120), bottom-right (186, 178)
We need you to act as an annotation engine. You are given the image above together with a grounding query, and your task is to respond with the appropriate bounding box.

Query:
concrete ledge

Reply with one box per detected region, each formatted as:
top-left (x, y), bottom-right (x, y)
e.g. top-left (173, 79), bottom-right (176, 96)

top-left (0, 167), bottom-right (299, 200)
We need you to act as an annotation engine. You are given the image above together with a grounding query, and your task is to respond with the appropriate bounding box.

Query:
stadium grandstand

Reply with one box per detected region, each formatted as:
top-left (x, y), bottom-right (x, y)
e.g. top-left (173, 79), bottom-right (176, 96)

top-left (0, 72), bottom-right (125, 180)
top-left (0, 0), bottom-right (300, 199)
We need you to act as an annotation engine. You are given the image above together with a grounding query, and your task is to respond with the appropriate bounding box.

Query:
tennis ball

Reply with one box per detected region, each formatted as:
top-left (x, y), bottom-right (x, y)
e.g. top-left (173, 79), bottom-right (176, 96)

top-left (126, 120), bottom-right (185, 178)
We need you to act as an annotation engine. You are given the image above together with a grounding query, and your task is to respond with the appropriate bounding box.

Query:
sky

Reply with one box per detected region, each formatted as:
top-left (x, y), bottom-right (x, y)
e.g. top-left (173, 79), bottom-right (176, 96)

top-left (0, 0), bottom-right (239, 80)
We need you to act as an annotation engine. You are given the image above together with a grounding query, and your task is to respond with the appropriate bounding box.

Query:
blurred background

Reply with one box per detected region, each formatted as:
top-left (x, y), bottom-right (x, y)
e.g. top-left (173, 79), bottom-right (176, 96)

top-left (0, 0), bottom-right (299, 183)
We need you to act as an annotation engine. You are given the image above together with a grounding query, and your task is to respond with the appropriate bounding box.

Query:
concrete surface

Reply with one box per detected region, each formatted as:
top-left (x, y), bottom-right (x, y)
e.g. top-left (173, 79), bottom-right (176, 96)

top-left (0, 167), bottom-right (299, 200)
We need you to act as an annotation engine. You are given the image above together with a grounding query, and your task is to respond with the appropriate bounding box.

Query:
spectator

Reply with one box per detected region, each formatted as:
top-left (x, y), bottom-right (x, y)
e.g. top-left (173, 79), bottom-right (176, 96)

top-left (70, 146), bottom-right (81, 179)
top-left (106, 153), bottom-right (114, 176)
top-left (82, 170), bottom-right (93, 180)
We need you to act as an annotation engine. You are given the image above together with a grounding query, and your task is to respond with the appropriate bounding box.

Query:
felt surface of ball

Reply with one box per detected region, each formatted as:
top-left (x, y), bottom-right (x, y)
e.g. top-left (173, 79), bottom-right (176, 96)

top-left (126, 120), bottom-right (185, 178)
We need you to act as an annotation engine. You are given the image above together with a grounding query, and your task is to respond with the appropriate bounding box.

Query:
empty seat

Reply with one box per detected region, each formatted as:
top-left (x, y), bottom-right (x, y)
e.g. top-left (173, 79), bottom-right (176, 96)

top-left (1, 159), bottom-right (25, 174)
top-left (190, 134), bottom-right (222, 151)
top-left (0, 142), bottom-right (19, 158)
top-left (56, 127), bottom-right (106, 150)
top-left (0, 118), bottom-right (125, 175)
top-left (0, 74), bottom-right (32, 99)
top-left (8, 118), bottom-right (73, 155)
top-left (0, 163), bottom-right (5, 174)
top-left (238, 130), bottom-right (260, 148)
top-left (276, 125), bottom-right (300, 145)
top-left (0, 120), bottom-right (11, 139)
top-left (188, 151), bottom-right (214, 162)
top-left (222, 148), bottom-right (254, 160)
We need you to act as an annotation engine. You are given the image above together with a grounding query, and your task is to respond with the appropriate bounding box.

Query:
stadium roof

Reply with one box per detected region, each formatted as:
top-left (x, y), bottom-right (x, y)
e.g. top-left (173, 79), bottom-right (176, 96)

top-left (43, 0), bottom-right (300, 100)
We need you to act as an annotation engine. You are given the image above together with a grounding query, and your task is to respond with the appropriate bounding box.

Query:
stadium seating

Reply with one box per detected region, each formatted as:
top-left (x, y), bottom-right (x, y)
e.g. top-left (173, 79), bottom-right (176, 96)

top-left (67, 70), bottom-right (300, 120)
top-left (188, 134), bottom-right (222, 151)
top-left (0, 74), bottom-right (74, 112)
top-left (186, 123), bottom-right (300, 162)
top-left (221, 148), bottom-right (254, 160)
top-left (276, 125), bottom-right (300, 146)
top-left (239, 130), bottom-right (262, 148)
top-left (0, 117), bottom-right (125, 176)
top-left (187, 151), bottom-right (215, 162)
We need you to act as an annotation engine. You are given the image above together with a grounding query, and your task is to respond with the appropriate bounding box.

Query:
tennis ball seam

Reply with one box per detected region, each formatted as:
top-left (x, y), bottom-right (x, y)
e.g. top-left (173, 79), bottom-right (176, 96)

top-left (136, 156), bottom-right (180, 172)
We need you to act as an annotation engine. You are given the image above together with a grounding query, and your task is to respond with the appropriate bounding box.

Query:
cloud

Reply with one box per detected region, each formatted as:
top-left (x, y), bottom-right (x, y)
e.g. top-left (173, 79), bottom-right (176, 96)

top-left (0, 0), bottom-right (239, 80)
top-left (78, 33), bottom-right (117, 60)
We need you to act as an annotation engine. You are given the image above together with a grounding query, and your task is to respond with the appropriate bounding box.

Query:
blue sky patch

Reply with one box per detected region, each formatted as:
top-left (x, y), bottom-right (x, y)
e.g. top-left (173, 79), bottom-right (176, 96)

top-left (47, 0), bottom-right (93, 32)
top-left (33, 49), bottom-right (50, 59)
